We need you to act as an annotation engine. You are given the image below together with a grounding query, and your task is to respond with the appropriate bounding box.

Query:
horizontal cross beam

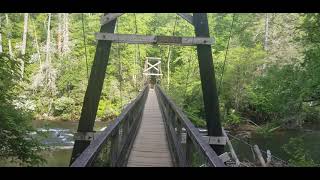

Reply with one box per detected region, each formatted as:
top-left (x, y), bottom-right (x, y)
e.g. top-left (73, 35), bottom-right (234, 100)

top-left (95, 33), bottom-right (214, 46)
top-left (147, 57), bottom-right (161, 60)
top-left (143, 73), bottom-right (163, 76)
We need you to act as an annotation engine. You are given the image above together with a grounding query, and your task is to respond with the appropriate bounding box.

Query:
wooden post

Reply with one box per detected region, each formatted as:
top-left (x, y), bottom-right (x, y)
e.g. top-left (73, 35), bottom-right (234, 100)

top-left (266, 150), bottom-right (272, 167)
top-left (185, 134), bottom-right (193, 167)
top-left (176, 119), bottom-right (182, 143)
top-left (253, 145), bottom-right (267, 167)
top-left (70, 14), bottom-right (117, 165)
top-left (193, 13), bottom-right (224, 155)
top-left (110, 130), bottom-right (119, 167)
top-left (222, 128), bottom-right (240, 166)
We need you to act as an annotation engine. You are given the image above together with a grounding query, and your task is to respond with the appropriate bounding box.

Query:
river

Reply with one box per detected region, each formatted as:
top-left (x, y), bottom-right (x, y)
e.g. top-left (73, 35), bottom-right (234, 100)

top-left (38, 120), bottom-right (320, 166)
top-left (230, 129), bottom-right (320, 165)
top-left (31, 120), bottom-right (108, 167)
top-left (2, 120), bottom-right (320, 166)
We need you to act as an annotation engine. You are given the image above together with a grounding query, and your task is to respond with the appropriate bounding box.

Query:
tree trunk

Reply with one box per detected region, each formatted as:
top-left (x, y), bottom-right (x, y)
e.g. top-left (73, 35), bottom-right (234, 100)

top-left (62, 13), bottom-right (69, 55)
top-left (0, 16), bottom-right (3, 54)
top-left (264, 13), bottom-right (269, 51)
top-left (57, 13), bottom-right (62, 55)
top-left (253, 145), bottom-right (267, 167)
top-left (21, 13), bottom-right (28, 55)
top-left (133, 44), bottom-right (137, 89)
top-left (167, 46), bottom-right (171, 90)
top-left (5, 14), bottom-right (13, 57)
top-left (31, 15), bottom-right (41, 65)
top-left (20, 13), bottom-right (28, 78)
top-left (45, 13), bottom-right (51, 64)
top-left (166, 17), bottom-right (178, 90)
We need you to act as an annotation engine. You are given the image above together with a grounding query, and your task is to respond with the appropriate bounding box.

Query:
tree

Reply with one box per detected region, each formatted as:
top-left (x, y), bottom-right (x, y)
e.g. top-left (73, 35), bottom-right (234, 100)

top-left (45, 13), bottom-right (51, 64)
top-left (57, 13), bottom-right (62, 56)
top-left (19, 13), bottom-right (28, 78)
top-left (5, 14), bottom-right (13, 57)
top-left (0, 15), bottom-right (3, 54)
top-left (62, 13), bottom-right (69, 55)
top-left (21, 13), bottom-right (28, 56)
top-left (30, 14), bottom-right (41, 65)
top-left (0, 53), bottom-right (45, 166)
top-left (264, 13), bottom-right (269, 51)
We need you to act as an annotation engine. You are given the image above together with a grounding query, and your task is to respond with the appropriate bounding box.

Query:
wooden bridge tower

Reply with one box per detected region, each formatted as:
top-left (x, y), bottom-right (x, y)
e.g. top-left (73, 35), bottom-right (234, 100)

top-left (70, 13), bottom-right (224, 164)
top-left (143, 57), bottom-right (162, 87)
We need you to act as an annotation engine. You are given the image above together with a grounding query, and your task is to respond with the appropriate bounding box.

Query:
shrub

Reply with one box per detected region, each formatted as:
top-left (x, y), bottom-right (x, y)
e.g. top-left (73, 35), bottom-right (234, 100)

top-left (282, 136), bottom-right (315, 167)
top-left (53, 96), bottom-right (75, 116)
top-left (0, 53), bottom-right (45, 166)
top-left (225, 111), bottom-right (242, 126)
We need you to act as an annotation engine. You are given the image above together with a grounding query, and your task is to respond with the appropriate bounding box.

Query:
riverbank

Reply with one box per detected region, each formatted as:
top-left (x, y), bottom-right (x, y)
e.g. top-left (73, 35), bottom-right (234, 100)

top-left (224, 121), bottom-right (320, 166)
top-left (34, 114), bottom-right (116, 123)
top-left (2, 118), bottom-right (320, 167)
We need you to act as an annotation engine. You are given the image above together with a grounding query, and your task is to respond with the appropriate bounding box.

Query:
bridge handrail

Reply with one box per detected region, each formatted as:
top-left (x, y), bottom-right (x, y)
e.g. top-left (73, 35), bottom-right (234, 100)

top-left (70, 85), bottom-right (149, 167)
top-left (155, 85), bottom-right (225, 167)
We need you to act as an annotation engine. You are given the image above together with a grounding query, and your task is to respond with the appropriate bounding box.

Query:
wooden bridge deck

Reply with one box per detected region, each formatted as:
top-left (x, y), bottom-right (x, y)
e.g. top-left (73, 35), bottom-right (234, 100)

top-left (127, 88), bottom-right (173, 167)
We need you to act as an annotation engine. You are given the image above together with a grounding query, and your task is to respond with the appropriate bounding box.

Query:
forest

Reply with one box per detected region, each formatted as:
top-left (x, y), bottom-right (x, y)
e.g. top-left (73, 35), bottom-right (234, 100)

top-left (1, 13), bottom-right (320, 167)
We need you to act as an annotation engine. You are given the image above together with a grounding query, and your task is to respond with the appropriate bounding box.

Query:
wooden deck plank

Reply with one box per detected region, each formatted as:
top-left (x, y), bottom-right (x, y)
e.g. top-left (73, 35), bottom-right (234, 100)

top-left (127, 89), bottom-right (173, 167)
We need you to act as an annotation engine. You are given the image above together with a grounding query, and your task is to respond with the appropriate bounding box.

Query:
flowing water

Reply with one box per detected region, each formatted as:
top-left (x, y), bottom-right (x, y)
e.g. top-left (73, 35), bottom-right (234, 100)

top-left (37, 121), bottom-right (320, 166)
top-left (2, 120), bottom-right (320, 166)
top-left (33, 120), bottom-right (108, 167)
top-left (229, 123), bottom-right (320, 165)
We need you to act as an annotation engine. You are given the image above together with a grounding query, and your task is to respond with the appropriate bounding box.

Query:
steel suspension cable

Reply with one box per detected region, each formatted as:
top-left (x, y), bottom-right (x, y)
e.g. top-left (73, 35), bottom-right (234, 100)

top-left (116, 20), bottom-right (123, 108)
top-left (218, 13), bottom-right (235, 94)
top-left (166, 14), bottom-right (179, 90)
top-left (182, 48), bottom-right (193, 107)
top-left (133, 13), bottom-right (142, 90)
top-left (81, 13), bottom-right (89, 80)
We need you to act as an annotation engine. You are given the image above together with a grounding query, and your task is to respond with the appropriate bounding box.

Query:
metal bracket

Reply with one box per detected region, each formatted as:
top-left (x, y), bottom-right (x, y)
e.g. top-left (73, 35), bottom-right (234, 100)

top-left (219, 152), bottom-right (231, 163)
top-left (203, 136), bottom-right (227, 145)
top-left (74, 131), bottom-right (95, 141)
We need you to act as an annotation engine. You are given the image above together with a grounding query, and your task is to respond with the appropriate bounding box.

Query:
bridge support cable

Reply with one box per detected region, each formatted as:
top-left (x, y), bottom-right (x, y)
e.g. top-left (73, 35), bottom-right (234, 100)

top-left (116, 20), bottom-right (124, 108)
top-left (81, 13), bottom-right (89, 80)
top-left (70, 13), bottom-right (117, 165)
top-left (133, 13), bottom-right (141, 91)
top-left (182, 47), bottom-right (193, 107)
top-left (166, 15), bottom-right (179, 90)
top-left (218, 13), bottom-right (236, 94)
top-left (193, 13), bottom-right (224, 155)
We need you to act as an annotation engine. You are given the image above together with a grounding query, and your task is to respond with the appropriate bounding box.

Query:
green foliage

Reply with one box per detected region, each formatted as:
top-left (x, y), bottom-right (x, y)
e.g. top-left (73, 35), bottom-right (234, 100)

top-left (53, 96), bottom-right (75, 117)
top-left (3, 13), bottom-right (320, 166)
top-left (0, 104), bottom-right (45, 166)
top-left (256, 122), bottom-right (280, 138)
top-left (0, 53), bottom-right (45, 166)
top-left (97, 99), bottom-right (120, 119)
top-left (224, 111), bottom-right (242, 126)
top-left (246, 64), bottom-right (304, 124)
top-left (283, 136), bottom-right (315, 166)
